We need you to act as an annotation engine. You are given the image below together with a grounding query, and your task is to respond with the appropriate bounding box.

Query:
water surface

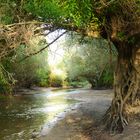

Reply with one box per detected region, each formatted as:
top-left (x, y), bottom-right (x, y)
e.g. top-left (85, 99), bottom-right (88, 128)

top-left (0, 89), bottom-right (79, 140)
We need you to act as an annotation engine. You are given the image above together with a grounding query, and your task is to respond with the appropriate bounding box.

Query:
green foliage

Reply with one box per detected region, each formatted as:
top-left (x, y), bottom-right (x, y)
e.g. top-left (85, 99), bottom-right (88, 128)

top-left (62, 0), bottom-right (92, 26)
top-left (96, 65), bottom-right (114, 88)
top-left (49, 75), bottom-right (63, 87)
top-left (35, 69), bottom-right (50, 87)
top-left (64, 36), bottom-right (116, 88)
top-left (117, 32), bottom-right (126, 41)
top-left (13, 44), bottom-right (50, 88)
top-left (0, 1), bottom-right (14, 24)
top-left (23, 0), bottom-right (100, 28)
top-left (0, 36), bottom-right (51, 92)
top-left (105, 1), bottom-right (119, 14)
top-left (0, 64), bottom-right (14, 94)
top-left (0, 72), bottom-right (10, 94)
top-left (24, 0), bottom-right (64, 21)
top-left (0, 16), bottom-right (13, 24)
top-left (67, 79), bottom-right (89, 88)
top-left (128, 37), bottom-right (136, 44)
top-left (0, 54), bottom-right (17, 94)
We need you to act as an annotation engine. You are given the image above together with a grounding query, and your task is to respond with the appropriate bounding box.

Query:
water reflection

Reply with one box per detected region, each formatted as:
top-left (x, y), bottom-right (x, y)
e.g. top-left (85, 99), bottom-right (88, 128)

top-left (0, 89), bottom-right (78, 140)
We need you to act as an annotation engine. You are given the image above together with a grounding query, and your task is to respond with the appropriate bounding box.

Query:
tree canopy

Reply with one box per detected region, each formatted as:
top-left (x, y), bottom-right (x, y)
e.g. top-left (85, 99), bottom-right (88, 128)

top-left (0, 0), bottom-right (139, 58)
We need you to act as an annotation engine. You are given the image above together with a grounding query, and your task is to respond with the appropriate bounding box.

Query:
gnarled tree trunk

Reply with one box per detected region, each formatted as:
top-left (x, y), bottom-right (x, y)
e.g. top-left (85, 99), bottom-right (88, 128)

top-left (104, 44), bottom-right (140, 133)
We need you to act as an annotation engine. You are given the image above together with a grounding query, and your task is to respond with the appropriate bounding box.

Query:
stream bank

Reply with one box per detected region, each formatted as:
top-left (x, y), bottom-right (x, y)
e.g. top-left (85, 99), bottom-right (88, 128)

top-left (39, 89), bottom-right (113, 140)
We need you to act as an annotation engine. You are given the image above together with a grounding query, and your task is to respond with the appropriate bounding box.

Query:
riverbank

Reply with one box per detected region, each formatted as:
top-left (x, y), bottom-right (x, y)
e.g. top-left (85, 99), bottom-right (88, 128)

top-left (39, 89), bottom-right (140, 140)
top-left (39, 89), bottom-right (113, 140)
top-left (0, 88), bottom-right (139, 140)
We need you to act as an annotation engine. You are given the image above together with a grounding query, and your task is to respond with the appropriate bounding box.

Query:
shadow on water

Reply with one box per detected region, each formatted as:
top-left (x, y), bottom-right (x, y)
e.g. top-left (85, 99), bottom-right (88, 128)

top-left (0, 89), bottom-right (79, 140)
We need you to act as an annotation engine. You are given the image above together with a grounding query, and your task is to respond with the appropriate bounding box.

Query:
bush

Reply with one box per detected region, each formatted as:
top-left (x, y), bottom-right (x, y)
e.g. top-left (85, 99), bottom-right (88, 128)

top-left (35, 69), bottom-right (50, 87)
top-left (66, 77), bottom-right (90, 88)
top-left (0, 65), bottom-right (13, 94)
top-left (49, 75), bottom-right (63, 87)
top-left (96, 65), bottom-right (114, 88)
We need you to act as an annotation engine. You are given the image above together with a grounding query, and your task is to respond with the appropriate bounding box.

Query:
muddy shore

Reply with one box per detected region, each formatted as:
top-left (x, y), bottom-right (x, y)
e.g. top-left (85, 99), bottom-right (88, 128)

top-left (38, 89), bottom-right (140, 140)
top-left (39, 89), bottom-right (113, 140)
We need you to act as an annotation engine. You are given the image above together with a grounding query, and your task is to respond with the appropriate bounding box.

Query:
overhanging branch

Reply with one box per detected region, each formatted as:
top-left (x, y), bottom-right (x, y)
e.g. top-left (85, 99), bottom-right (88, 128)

top-left (19, 30), bottom-right (67, 62)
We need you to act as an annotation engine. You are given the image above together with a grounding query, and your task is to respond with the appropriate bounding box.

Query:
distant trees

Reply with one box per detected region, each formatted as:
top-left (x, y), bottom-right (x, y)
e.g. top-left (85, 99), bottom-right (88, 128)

top-left (0, 37), bottom-right (50, 93)
top-left (64, 36), bottom-right (116, 88)
top-left (13, 44), bottom-right (50, 89)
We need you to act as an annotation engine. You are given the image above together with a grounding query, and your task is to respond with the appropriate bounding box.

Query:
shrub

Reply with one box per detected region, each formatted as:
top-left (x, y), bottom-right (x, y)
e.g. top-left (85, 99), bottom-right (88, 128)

top-left (49, 74), bottom-right (63, 87)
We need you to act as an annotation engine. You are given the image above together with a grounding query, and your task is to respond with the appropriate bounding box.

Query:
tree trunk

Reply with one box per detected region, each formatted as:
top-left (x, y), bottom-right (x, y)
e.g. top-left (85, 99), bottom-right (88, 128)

top-left (103, 45), bottom-right (140, 133)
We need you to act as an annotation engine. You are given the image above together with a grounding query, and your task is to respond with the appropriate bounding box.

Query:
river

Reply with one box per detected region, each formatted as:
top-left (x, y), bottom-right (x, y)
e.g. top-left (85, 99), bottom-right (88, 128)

top-left (0, 88), bottom-right (81, 140)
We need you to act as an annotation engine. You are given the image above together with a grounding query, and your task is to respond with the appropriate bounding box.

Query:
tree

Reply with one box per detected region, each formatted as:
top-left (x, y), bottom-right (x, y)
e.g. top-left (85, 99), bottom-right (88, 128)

top-left (0, 0), bottom-right (140, 133)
